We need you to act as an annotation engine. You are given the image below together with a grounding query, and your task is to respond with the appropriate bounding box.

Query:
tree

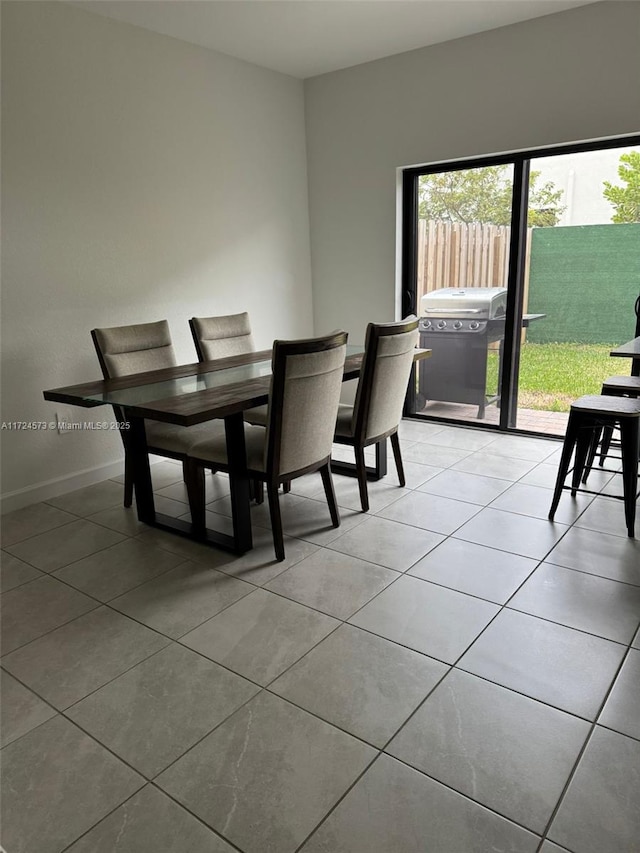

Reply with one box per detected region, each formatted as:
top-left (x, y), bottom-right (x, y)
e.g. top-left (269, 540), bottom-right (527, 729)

top-left (418, 165), bottom-right (565, 227)
top-left (603, 151), bottom-right (640, 223)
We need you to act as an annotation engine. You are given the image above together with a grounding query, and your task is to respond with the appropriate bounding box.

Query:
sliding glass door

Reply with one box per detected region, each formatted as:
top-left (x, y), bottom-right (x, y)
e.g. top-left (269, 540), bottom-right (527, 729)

top-left (403, 137), bottom-right (640, 435)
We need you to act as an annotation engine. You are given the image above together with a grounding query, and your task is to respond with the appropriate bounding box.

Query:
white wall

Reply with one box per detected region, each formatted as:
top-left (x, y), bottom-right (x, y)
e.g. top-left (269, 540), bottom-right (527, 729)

top-left (304, 1), bottom-right (640, 340)
top-left (1, 2), bottom-right (313, 507)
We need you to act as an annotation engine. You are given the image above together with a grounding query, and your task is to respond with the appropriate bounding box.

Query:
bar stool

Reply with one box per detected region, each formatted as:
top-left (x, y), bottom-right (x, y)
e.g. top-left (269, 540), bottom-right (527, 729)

top-left (584, 376), bottom-right (640, 472)
top-left (549, 395), bottom-right (640, 538)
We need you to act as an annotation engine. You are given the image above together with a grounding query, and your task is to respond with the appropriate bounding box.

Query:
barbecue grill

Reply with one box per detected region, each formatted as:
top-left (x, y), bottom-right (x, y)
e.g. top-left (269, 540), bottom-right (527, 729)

top-left (418, 287), bottom-right (508, 418)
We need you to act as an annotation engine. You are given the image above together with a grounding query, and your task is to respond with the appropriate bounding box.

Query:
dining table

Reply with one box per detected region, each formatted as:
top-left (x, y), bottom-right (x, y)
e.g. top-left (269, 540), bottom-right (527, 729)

top-left (610, 336), bottom-right (640, 376)
top-left (44, 345), bottom-right (431, 555)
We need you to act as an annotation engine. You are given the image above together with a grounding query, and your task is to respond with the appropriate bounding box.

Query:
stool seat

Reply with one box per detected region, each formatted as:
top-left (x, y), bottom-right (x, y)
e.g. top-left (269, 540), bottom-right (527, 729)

top-left (550, 394), bottom-right (640, 538)
top-left (571, 395), bottom-right (640, 417)
top-left (602, 376), bottom-right (640, 394)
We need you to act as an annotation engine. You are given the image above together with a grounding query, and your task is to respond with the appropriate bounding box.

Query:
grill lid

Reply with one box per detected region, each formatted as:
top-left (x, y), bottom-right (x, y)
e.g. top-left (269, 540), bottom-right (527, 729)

top-left (421, 287), bottom-right (507, 319)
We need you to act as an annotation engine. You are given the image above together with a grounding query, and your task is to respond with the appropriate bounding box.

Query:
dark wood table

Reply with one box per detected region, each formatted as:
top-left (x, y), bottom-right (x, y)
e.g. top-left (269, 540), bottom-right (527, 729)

top-left (611, 336), bottom-right (640, 377)
top-left (44, 346), bottom-right (431, 554)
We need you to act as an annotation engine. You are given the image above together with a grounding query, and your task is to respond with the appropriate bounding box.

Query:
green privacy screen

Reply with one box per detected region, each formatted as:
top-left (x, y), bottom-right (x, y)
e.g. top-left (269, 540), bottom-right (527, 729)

top-left (526, 223), bottom-right (640, 344)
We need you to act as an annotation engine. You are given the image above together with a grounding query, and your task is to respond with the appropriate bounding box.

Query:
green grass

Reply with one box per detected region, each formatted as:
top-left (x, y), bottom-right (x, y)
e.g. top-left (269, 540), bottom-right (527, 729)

top-left (487, 342), bottom-right (618, 412)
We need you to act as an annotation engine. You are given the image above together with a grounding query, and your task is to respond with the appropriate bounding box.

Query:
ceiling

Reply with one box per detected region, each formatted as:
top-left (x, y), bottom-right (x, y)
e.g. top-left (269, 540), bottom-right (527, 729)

top-left (73, 0), bottom-right (595, 79)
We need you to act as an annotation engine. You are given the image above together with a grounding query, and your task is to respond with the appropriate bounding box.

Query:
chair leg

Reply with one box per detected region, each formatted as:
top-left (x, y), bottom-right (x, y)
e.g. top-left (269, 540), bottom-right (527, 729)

top-left (390, 432), bottom-right (405, 487)
top-left (549, 412), bottom-right (579, 520)
top-left (253, 480), bottom-right (264, 504)
top-left (283, 482), bottom-right (291, 494)
top-left (320, 463), bottom-right (340, 528)
top-left (123, 453), bottom-right (134, 508)
top-left (267, 482), bottom-right (285, 561)
top-left (582, 426), bottom-right (602, 484)
top-left (620, 418), bottom-right (639, 538)
top-left (185, 458), bottom-right (206, 535)
top-left (354, 445), bottom-right (369, 512)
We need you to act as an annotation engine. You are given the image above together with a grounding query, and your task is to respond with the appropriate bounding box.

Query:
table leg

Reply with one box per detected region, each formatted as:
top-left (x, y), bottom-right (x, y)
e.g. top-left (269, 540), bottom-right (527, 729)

top-left (123, 415), bottom-right (155, 524)
top-left (225, 412), bottom-right (253, 553)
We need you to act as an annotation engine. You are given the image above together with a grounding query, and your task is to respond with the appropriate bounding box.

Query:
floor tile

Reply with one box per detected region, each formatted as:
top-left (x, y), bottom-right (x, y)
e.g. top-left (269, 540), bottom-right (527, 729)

top-left (401, 442), bottom-right (471, 468)
top-left (0, 715), bottom-right (143, 853)
top-left (215, 528), bottom-right (319, 586)
top-left (2, 606), bottom-right (169, 709)
top-left (157, 691), bottom-right (375, 853)
top-left (508, 563), bottom-right (640, 644)
top-left (387, 669), bottom-right (590, 833)
top-left (311, 473), bottom-right (410, 513)
top-left (417, 468), bottom-right (511, 505)
top-left (520, 462), bottom-right (566, 489)
top-left (452, 451), bottom-right (537, 481)
top-left (110, 561), bottom-right (253, 639)
top-left (401, 461), bottom-right (444, 488)
top-left (598, 648), bottom-right (640, 741)
top-left (156, 472), bottom-right (230, 505)
top-left (549, 727), bottom-right (640, 853)
top-left (459, 609), bottom-right (625, 719)
top-left (208, 492), bottom-right (368, 547)
top-left (574, 495), bottom-right (639, 539)
top-left (1, 501), bottom-right (76, 547)
top-left (0, 670), bottom-right (56, 747)
top-left (67, 644), bottom-right (259, 778)
top-left (349, 575), bottom-right (499, 663)
top-left (66, 785), bottom-right (236, 853)
top-left (266, 549), bottom-right (399, 619)
top-left (422, 427), bottom-right (497, 452)
top-left (300, 754), bottom-right (539, 853)
top-left (5, 519), bottom-right (126, 572)
top-left (377, 490), bottom-right (481, 535)
top-left (46, 480), bottom-right (125, 517)
top-left (454, 507), bottom-right (569, 560)
top-left (490, 482), bottom-right (594, 524)
top-left (1, 575), bottom-right (97, 655)
top-left (181, 589), bottom-right (339, 685)
top-left (539, 843), bottom-right (570, 853)
top-left (545, 526), bottom-right (640, 585)
top-left (270, 623), bottom-right (447, 747)
top-left (86, 504), bottom-right (148, 536)
top-left (397, 420), bottom-right (446, 442)
top-left (0, 551), bottom-right (43, 592)
top-left (482, 434), bottom-right (558, 462)
top-left (409, 539), bottom-right (537, 604)
top-left (327, 516), bottom-right (444, 571)
top-left (134, 527), bottom-right (240, 570)
top-left (53, 538), bottom-right (186, 601)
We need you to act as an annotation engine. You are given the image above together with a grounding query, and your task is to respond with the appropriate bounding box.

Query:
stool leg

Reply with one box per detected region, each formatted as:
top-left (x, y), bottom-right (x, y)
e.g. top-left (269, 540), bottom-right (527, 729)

top-left (571, 421), bottom-right (593, 496)
top-left (599, 425), bottom-right (615, 467)
top-left (620, 418), bottom-right (639, 538)
top-left (582, 426), bottom-right (602, 484)
top-left (549, 412), bottom-right (579, 520)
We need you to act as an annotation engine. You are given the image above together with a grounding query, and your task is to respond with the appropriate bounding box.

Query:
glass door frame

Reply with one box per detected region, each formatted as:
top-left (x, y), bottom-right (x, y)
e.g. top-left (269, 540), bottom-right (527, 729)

top-left (402, 133), bottom-right (640, 434)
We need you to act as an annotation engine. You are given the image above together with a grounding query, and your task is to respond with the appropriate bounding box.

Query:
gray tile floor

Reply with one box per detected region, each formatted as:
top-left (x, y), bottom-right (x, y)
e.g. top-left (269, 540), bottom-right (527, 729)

top-left (2, 421), bottom-right (640, 853)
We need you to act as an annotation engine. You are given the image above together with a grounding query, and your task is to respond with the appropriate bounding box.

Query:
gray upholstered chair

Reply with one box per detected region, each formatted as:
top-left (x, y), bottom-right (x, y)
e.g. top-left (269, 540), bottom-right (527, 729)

top-left (185, 331), bottom-right (348, 560)
top-left (190, 311), bottom-right (267, 427)
top-left (92, 320), bottom-right (224, 507)
top-left (333, 316), bottom-right (419, 512)
top-left (189, 312), bottom-right (255, 361)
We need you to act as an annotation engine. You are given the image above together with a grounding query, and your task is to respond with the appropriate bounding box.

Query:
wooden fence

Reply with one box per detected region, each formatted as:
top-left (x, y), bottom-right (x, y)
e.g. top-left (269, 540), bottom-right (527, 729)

top-left (417, 219), bottom-right (533, 303)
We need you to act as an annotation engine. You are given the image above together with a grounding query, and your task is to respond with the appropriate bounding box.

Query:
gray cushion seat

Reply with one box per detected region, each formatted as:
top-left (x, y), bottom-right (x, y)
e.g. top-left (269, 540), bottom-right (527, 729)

top-left (189, 312), bottom-right (267, 426)
top-left (185, 332), bottom-right (348, 561)
top-left (91, 320), bottom-right (225, 506)
top-left (332, 316), bottom-right (419, 512)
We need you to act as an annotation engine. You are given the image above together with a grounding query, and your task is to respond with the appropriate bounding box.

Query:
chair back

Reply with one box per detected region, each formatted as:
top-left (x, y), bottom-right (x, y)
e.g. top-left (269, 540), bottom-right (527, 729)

top-left (91, 320), bottom-right (176, 379)
top-left (352, 316), bottom-right (419, 442)
top-left (266, 332), bottom-right (348, 478)
top-left (190, 313), bottom-right (255, 361)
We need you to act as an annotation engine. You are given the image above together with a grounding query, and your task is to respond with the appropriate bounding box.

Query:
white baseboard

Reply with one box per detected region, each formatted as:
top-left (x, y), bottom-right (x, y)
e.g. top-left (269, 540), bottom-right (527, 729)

top-left (1, 460), bottom-right (126, 514)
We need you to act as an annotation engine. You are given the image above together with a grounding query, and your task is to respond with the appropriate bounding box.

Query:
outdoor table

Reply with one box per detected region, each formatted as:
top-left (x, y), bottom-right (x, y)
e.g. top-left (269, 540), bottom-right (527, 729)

top-left (44, 346), bottom-right (431, 555)
top-left (610, 336), bottom-right (640, 377)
